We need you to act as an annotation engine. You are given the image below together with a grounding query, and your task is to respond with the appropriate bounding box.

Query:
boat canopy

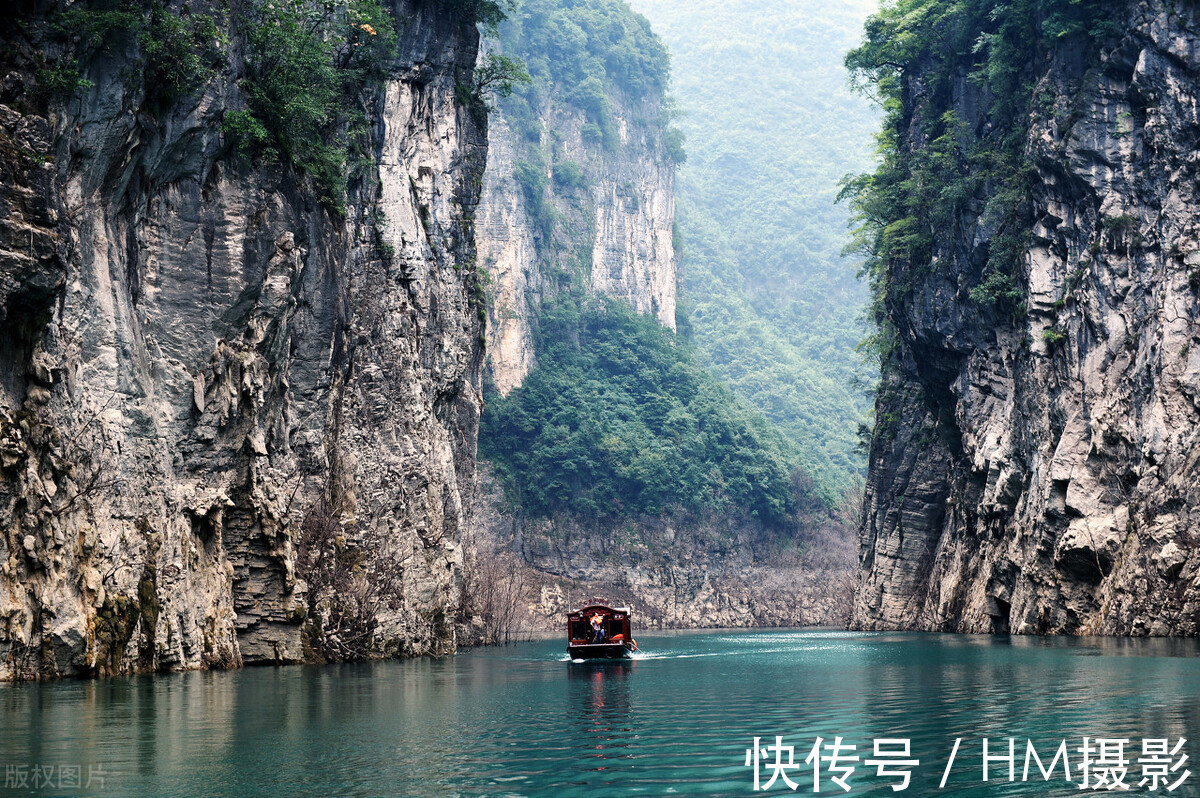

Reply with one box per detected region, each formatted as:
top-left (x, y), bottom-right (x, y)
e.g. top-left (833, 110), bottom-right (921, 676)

top-left (567, 605), bottom-right (633, 646)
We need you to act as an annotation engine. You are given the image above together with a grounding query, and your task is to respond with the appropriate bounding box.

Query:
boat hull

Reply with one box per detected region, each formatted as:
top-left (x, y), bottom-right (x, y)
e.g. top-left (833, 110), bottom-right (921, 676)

top-left (568, 643), bottom-right (633, 660)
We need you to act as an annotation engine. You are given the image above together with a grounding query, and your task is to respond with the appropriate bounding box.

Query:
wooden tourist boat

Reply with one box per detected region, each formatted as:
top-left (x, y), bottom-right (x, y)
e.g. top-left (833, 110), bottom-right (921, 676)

top-left (567, 604), bottom-right (637, 659)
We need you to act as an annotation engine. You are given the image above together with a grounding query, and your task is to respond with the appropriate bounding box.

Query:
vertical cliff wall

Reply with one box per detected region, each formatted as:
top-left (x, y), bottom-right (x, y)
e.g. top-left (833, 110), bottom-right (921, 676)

top-left (853, 1), bottom-right (1200, 636)
top-left (0, 0), bottom-right (487, 680)
top-left (477, 78), bottom-right (677, 395)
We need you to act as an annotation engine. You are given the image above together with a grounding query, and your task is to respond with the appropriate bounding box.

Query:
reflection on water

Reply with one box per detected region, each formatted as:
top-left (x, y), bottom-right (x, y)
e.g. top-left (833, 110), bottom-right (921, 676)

top-left (0, 630), bottom-right (1198, 796)
top-left (569, 661), bottom-right (635, 775)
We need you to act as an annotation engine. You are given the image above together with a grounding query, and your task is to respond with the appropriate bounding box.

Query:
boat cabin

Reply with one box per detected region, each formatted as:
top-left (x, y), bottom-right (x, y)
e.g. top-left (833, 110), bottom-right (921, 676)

top-left (567, 604), bottom-right (636, 659)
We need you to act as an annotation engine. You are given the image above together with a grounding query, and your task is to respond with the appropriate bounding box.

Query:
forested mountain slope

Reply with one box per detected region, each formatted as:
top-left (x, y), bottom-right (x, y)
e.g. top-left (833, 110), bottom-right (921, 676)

top-left (475, 0), bottom-right (826, 536)
top-left (631, 0), bottom-right (879, 496)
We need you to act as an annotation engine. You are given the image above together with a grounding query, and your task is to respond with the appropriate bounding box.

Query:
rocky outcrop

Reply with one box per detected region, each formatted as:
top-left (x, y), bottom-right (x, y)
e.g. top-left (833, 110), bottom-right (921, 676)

top-left (478, 94), bottom-right (676, 395)
top-left (0, 1), bottom-right (487, 680)
top-left (855, 3), bottom-right (1200, 635)
top-left (466, 464), bottom-right (853, 636)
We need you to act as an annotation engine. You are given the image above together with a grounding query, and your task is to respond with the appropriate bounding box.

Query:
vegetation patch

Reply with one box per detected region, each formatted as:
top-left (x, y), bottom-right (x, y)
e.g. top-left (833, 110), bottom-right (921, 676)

top-left (481, 295), bottom-right (822, 528)
top-left (228, 0), bottom-right (398, 215)
top-left (840, 0), bottom-right (1126, 349)
top-left (45, 0), bottom-right (225, 107)
top-left (496, 0), bottom-right (680, 159)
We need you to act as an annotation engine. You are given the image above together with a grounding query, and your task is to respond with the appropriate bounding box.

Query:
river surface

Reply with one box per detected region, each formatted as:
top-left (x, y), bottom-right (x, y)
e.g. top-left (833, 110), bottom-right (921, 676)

top-left (2, 629), bottom-right (1199, 796)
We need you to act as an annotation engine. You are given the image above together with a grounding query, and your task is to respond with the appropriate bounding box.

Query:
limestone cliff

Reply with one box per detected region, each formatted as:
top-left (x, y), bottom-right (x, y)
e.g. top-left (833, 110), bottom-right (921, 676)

top-left (0, 0), bottom-right (487, 680)
top-left (478, 90), bottom-right (677, 395)
top-left (854, 2), bottom-right (1200, 635)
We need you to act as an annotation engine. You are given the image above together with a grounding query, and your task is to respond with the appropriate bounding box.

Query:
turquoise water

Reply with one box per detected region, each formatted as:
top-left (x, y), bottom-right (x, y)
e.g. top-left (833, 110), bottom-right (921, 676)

top-left (2, 629), bottom-right (1200, 796)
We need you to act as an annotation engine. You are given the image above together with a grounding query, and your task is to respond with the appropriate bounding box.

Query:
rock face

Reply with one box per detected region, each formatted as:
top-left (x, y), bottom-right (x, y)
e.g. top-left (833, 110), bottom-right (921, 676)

top-left (478, 96), bottom-right (677, 395)
top-left (0, 1), bottom-right (486, 680)
top-left (855, 3), bottom-right (1200, 635)
top-left (467, 465), bottom-right (853, 635)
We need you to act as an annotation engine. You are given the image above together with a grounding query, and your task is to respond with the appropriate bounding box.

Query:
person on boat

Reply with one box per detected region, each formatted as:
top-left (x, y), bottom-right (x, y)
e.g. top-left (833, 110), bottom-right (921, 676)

top-left (590, 614), bottom-right (606, 643)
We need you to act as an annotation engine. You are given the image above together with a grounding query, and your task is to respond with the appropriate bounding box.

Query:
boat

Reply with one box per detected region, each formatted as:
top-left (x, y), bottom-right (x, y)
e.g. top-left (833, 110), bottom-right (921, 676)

top-left (567, 603), bottom-right (637, 659)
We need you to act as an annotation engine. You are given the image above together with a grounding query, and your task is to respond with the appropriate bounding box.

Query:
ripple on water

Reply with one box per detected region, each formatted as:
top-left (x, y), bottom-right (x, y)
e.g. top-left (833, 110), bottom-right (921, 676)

top-left (2, 630), bottom-right (1199, 796)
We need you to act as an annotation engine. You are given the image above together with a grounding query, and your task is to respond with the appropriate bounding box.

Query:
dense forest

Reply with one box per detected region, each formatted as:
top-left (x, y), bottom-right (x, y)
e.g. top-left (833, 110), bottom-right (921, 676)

top-left (631, 0), bottom-right (878, 497)
top-left (494, 0), bottom-right (674, 149)
top-left (481, 295), bottom-right (815, 526)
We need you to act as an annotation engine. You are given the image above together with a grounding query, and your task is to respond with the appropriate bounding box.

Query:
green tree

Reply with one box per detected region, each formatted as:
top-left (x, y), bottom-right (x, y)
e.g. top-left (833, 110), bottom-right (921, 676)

top-left (228, 0), bottom-right (399, 214)
top-left (841, 0), bottom-right (1126, 342)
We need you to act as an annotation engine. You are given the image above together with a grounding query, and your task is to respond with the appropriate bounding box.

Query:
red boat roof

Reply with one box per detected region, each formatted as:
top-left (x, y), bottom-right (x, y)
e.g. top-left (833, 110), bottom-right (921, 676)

top-left (569, 604), bottom-right (631, 615)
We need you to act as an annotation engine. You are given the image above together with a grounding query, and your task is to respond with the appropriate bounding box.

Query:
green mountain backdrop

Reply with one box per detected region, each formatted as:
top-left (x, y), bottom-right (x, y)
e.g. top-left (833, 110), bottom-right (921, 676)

top-left (631, 0), bottom-right (879, 496)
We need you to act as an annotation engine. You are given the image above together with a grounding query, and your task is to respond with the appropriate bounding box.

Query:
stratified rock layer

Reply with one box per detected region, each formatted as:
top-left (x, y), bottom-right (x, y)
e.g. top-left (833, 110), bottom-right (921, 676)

top-left (465, 465), bottom-right (853, 635)
top-left (0, 1), bottom-right (486, 680)
top-left (855, 4), bottom-right (1200, 635)
top-left (478, 97), bottom-right (676, 395)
